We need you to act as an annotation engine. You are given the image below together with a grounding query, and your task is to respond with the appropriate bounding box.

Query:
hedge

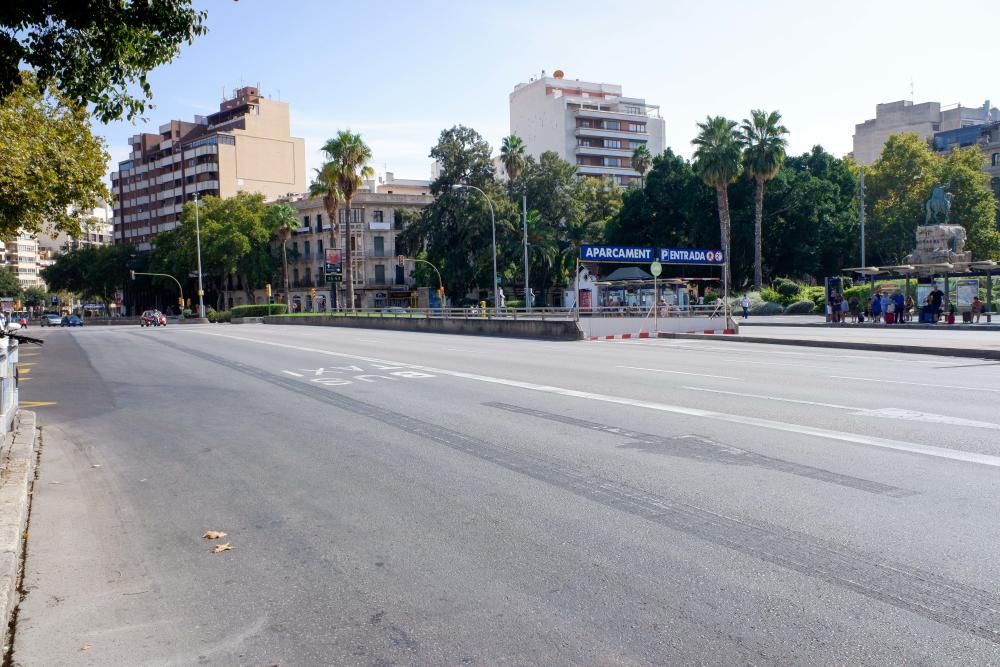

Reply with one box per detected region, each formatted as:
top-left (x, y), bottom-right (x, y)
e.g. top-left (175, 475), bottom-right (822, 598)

top-left (207, 309), bottom-right (231, 323)
top-left (231, 304), bottom-right (288, 318)
top-left (751, 302), bottom-right (785, 316)
top-left (784, 299), bottom-right (817, 314)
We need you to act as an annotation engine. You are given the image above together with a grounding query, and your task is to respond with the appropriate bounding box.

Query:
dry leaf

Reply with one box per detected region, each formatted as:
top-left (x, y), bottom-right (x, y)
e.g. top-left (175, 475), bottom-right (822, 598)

top-left (90, 464), bottom-right (101, 469)
top-left (202, 531), bottom-right (227, 540)
top-left (211, 543), bottom-right (233, 554)
top-left (80, 644), bottom-right (91, 651)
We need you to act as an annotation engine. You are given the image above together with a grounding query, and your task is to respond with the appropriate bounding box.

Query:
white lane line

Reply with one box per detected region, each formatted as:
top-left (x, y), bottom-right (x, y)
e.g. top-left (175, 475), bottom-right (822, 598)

top-left (627, 339), bottom-right (944, 364)
top-left (830, 375), bottom-right (1000, 394)
top-left (684, 386), bottom-right (1000, 432)
top-left (281, 370), bottom-right (304, 377)
top-left (616, 365), bottom-right (740, 380)
top-left (183, 329), bottom-right (1000, 467)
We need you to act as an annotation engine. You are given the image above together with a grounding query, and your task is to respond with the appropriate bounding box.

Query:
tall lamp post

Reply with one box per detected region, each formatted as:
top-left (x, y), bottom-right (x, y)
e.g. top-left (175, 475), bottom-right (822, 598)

top-left (192, 193), bottom-right (206, 318)
top-left (453, 184), bottom-right (498, 310)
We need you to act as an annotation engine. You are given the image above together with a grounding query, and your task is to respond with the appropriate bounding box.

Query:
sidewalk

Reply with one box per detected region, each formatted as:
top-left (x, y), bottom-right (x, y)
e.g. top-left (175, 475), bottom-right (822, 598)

top-left (658, 326), bottom-right (1000, 360)
top-left (0, 411), bottom-right (37, 653)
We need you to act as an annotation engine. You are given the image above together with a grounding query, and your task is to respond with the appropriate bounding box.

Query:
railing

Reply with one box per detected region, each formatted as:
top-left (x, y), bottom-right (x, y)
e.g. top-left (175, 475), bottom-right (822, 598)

top-left (0, 337), bottom-right (18, 436)
top-left (578, 304), bottom-right (727, 318)
top-left (277, 307), bottom-right (578, 321)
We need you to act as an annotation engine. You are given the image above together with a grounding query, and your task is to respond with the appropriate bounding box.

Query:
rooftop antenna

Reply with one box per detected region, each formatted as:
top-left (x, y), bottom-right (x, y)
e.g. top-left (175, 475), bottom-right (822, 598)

top-left (909, 78), bottom-right (914, 101)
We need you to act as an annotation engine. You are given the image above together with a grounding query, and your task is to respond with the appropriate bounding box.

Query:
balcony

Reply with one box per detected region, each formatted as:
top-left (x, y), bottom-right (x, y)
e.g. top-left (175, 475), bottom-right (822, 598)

top-left (369, 221), bottom-right (391, 230)
top-left (576, 164), bottom-right (641, 177)
top-left (574, 145), bottom-right (634, 157)
top-left (574, 126), bottom-right (646, 140)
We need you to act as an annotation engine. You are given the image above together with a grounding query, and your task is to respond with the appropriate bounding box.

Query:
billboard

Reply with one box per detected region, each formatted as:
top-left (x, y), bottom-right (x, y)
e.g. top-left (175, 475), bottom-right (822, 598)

top-left (580, 245), bottom-right (654, 262)
top-left (658, 248), bottom-right (725, 265)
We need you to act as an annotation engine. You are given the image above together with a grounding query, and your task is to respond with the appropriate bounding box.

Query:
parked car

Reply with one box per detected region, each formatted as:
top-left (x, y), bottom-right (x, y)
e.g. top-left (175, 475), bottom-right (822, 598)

top-left (381, 306), bottom-right (408, 314)
top-left (61, 315), bottom-right (83, 327)
top-left (40, 314), bottom-right (62, 327)
top-left (140, 310), bottom-right (167, 327)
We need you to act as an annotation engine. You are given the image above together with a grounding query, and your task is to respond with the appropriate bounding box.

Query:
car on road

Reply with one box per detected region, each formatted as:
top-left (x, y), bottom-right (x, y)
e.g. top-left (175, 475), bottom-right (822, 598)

top-left (60, 315), bottom-right (83, 327)
top-left (381, 306), bottom-right (409, 314)
top-left (40, 314), bottom-right (62, 327)
top-left (140, 310), bottom-right (167, 327)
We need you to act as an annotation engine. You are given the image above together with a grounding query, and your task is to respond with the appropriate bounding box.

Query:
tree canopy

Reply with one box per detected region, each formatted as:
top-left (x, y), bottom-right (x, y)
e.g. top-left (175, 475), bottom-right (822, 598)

top-left (40, 243), bottom-right (133, 302)
top-left (0, 0), bottom-right (208, 123)
top-left (0, 72), bottom-right (108, 238)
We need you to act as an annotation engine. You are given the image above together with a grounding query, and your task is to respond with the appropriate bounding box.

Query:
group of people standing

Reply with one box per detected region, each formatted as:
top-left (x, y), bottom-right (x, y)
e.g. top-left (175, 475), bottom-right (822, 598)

top-left (828, 290), bottom-right (915, 324)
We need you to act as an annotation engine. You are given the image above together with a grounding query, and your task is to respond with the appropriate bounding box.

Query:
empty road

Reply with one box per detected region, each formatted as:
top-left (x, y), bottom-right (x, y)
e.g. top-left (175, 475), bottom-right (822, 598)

top-left (9, 323), bottom-right (1000, 665)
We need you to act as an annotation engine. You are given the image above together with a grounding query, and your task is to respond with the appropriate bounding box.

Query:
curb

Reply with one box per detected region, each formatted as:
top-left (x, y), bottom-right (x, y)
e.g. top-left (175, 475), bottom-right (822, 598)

top-left (0, 410), bottom-right (37, 652)
top-left (652, 333), bottom-right (1000, 360)
top-left (741, 321), bottom-right (1000, 331)
top-left (589, 332), bottom-right (651, 341)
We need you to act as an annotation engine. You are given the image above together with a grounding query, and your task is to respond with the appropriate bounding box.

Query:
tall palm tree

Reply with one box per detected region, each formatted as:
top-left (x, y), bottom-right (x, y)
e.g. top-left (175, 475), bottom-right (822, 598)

top-left (692, 116), bottom-right (742, 295)
top-left (263, 203), bottom-right (298, 308)
top-left (312, 131), bottom-right (373, 311)
top-left (310, 166), bottom-right (342, 310)
top-left (631, 144), bottom-right (652, 188)
top-left (500, 134), bottom-right (527, 183)
top-left (741, 109), bottom-right (789, 290)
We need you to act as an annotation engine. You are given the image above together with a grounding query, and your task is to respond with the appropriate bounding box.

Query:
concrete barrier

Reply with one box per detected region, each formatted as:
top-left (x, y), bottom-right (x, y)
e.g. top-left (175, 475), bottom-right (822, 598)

top-left (261, 314), bottom-right (582, 340)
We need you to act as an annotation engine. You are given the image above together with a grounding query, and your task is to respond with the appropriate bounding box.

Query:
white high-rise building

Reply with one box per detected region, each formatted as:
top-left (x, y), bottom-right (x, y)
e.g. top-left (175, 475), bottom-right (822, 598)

top-left (509, 70), bottom-right (665, 187)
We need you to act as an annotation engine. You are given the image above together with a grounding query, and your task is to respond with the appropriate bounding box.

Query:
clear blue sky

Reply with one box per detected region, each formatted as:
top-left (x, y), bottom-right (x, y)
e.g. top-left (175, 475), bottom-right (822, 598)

top-left (97, 0), bottom-right (998, 183)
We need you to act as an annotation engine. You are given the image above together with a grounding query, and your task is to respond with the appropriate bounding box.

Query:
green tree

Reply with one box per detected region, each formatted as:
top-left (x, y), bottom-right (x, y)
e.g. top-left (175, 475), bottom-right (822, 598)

top-left (0, 266), bottom-right (20, 297)
top-left (631, 144), bottom-right (653, 188)
top-left (41, 244), bottom-right (133, 303)
top-left (937, 146), bottom-right (1000, 260)
top-left (500, 134), bottom-right (527, 184)
top-left (263, 203), bottom-right (298, 304)
top-left (399, 125), bottom-right (518, 303)
top-left (864, 133), bottom-right (940, 265)
top-left (314, 131), bottom-right (373, 311)
top-left (22, 286), bottom-right (49, 311)
top-left (1, 1), bottom-right (208, 123)
top-left (0, 72), bottom-right (109, 238)
top-left (693, 116), bottom-right (743, 293)
top-left (741, 109), bottom-right (789, 289)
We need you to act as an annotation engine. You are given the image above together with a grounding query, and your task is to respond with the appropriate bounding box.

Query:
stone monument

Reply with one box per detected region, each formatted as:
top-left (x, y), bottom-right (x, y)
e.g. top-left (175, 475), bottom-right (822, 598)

top-left (904, 185), bottom-right (971, 266)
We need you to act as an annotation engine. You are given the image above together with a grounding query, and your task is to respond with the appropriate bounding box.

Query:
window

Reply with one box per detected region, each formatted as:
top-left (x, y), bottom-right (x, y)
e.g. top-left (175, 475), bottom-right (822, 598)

top-left (302, 215), bottom-right (310, 228)
top-left (629, 123), bottom-right (645, 133)
top-left (993, 153), bottom-right (1000, 167)
top-left (372, 210), bottom-right (384, 223)
top-left (374, 264), bottom-right (386, 283)
top-left (605, 139), bottom-right (621, 149)
top-left (577, 138), bottom-right (592, 147)
top-left (579, 119), bottom-right (593, 128)
top-left (615, 175), bottom-right (626, 186)
top-left (317, 239), bottom-right (323, 256)
top-left (304, 240), bottom-right (310, 259)
top-left (605, 120), bottom-right (620, 131)
top-left (293, 268), bottom-right (299, 282)
top-left (625, 105), bottom-right (642, 115)
top-left (315, 213), bottom-right (323, 230)
top-left (339, 208), bottom-right (362, 223)
top-left (292, 241), bottom-right (298, 257)
top-left (374, 236), bottom-right (385, 256)
top-left (350, 236), bottom-right (356, 252)
top-left (305, 266), bottom-right (312, 283)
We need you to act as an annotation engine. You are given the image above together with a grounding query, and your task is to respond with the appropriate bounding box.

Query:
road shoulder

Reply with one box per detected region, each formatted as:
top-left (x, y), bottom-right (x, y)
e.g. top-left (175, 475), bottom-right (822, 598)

top-left (0, 410), bottom-right (37, 654)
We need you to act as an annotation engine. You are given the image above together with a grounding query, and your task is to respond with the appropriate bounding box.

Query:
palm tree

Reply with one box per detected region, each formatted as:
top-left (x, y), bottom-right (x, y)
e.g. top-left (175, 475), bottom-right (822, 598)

top-left (310, 166), bottom-right (342, 310)
top-left (692, 116), bottom-right (742, 295)
top-left (741, 109), bottom-right (789, 290)
top-left (263, 203), bottom-right (298, 307)
top-left (500, 134), bottom-right (527, 183)
top-left (631, 144), bottom-right (652, 188)
top-left (311, 131), bottom-right (373, 311)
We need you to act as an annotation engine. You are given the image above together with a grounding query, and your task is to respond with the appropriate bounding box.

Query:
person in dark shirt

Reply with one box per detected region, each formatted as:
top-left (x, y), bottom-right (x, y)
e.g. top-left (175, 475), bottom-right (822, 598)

top-left (930, 286), bottom-right (944, 321)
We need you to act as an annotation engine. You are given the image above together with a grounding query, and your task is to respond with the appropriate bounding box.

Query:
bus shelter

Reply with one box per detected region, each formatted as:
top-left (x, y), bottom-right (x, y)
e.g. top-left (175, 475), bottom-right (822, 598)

top-left (841, 260), bottom-right (997, 318)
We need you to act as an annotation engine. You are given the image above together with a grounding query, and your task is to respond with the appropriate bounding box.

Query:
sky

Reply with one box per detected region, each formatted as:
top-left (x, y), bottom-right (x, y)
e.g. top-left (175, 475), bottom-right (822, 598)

top-left (96, 0), bottom-right (999, 184)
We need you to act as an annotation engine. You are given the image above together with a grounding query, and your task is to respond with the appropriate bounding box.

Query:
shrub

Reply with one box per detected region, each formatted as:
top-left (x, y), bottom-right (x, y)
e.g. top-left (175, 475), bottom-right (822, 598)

top-left (207, 309), bottom-right (231, 323)
top-left (760, 287), bottom-right (782, 304)
top-left (751, 301), bottom-right (785, 316)
top-left (775, 280), bottom-right (802, 299)
top-left (231, 304), bottom-right (287, 318)
top-left (182, 308), bottom-right (193, 317)
top-left (728, 291), bottom-right (764, 310)
top-left (504, 299), bottom-right (524, 309)
top-left (784, 299), bottom-right (817, 314)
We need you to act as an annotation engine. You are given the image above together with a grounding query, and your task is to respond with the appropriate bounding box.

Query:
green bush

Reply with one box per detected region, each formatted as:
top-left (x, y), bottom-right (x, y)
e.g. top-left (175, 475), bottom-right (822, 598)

top-left (504, 299), bottom-right (524, 309)
top-left (760, 287), bottom-right (782, 304)
top-left (784, 299), bottom-right (817, 314)
top-left (775, 280), bottom-right (802, 299)
top-left (231, 304), bottom-right (288, 318)
top-left (728, 291), bottom-right (764, 310)
top-left (182, 308), bottom-right (193, 317)
top-left (207, 309), bottom-right (231, 323)
top-left (751, 301), bottom-right (785, 316)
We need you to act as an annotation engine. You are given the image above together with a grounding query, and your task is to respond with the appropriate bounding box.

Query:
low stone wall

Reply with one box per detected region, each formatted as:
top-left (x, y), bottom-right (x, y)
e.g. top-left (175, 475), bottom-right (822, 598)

top-left (261, 315), bottom-right (582, 340)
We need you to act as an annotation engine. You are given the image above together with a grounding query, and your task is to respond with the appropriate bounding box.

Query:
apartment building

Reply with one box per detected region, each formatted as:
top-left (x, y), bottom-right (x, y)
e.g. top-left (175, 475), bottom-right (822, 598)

top-left (933, 120), bottom-right (1000, 201)
top-left (110, 86), bottom-right (306, 250)
top-left (853, 99), bottom-right (998, 165)
top-left (36, 201), bottom-right (115, 280)
top-left (4, 233), bottom-right (41, 289)
top-left (275, 182), bottom-right (432, 311)
top-left (509, 70), bottom-right (665, 187)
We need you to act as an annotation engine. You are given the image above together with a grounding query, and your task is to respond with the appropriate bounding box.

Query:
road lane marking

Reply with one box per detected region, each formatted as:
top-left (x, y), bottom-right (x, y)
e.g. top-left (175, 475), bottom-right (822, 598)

top-left (281, 370), bottom-right (304, 377)
top-left (616, 365), bottom-right (740, 380)
top-left (183, 329), bottom-right (1000, 467)
top-left (684, 386), bottom-right (1000, 432)
top-left (830, 375), bottom-right (1000, 394)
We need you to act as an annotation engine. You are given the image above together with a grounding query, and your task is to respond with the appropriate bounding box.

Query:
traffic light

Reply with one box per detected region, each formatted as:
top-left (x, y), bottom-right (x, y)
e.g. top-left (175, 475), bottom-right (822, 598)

top-left (265, 283), bottom-right (272, 298)
top-left (398, 254), bottom-right (405, 267)
top-left (178, 297), bottom-right (183, 307)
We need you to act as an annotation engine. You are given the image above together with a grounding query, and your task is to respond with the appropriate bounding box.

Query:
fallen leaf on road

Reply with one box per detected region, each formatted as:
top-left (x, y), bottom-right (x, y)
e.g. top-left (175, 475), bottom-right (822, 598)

top-left (80, 644), bottom-right (91, 651)
top-left (202, 531), bottom-right (227, 540)
top-left (211, 543), bottom-right (233, 554)
top-left (47, 481), bottom-right (61, 485)
top-left (90, 464), bottom-right (101, 469)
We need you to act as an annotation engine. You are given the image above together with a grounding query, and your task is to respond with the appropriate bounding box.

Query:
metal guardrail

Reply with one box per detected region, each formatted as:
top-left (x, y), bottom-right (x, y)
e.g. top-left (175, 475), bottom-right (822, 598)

top-left (0, 337), bottom-right (18, 436)
top-left (283, 307), bottom-right (578, 321)
top-left (578, 304), bottom-right (727, 318)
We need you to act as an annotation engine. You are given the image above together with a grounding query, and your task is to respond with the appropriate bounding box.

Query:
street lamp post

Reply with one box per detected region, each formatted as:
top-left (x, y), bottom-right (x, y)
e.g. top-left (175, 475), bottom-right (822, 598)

top-left (453, 184), bottom-right (498, 310)
top-left (193, 193), bottom-right (206, 318)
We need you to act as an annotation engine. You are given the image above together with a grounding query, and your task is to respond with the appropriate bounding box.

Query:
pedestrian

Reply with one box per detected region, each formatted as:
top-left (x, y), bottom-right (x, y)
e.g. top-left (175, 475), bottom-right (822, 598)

top-left (839, 295), bottom-right (849, 324)
top-left (892, 292), bottom-right (905, 323)
top-left (880, 292), bottom-right (892, 324)
top-left (904, 295), bottom-right (914, 323)
top-left (930, 285), bottom-right (945, 322)
top-left (870, 293), bottom-right (882, 323)
top-left (740, 294), bottom-right (750, 319)
top-left (971, 296), bottom-right (984, 323)
top-left (848, 296), bottom-right (860, 323)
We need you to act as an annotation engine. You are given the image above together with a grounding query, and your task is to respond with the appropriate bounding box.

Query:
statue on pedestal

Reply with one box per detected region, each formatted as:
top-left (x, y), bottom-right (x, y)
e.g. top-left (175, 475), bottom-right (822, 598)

top-left (905, 185), bottom-right (971, 268)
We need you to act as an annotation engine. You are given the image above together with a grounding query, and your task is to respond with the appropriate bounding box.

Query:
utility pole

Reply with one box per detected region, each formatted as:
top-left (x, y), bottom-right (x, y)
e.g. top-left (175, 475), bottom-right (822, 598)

top-left (193, 193), bottom-right (206, 318)
top-left (522, 192), bottom-right (529, 311)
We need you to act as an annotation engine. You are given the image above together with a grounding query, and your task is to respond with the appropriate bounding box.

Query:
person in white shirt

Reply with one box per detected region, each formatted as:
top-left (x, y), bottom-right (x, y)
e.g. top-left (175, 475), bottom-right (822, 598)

top-left (740, 295), bottom-right (751, 319)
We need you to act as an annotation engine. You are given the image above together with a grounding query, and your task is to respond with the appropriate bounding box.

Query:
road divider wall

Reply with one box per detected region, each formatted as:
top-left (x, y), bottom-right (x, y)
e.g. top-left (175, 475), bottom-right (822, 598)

top-left (261, 314), bottom-right (582, 340)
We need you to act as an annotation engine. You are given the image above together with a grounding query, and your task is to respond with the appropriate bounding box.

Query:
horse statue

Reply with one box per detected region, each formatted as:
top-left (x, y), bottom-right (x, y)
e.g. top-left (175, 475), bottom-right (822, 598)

top-left (924, 185), bottom-right (953, 225)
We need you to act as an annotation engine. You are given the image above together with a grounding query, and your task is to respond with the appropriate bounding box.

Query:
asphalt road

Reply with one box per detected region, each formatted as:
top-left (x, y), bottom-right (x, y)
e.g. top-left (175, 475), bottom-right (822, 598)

top-left (10, 323), bottom-right (1000, 665)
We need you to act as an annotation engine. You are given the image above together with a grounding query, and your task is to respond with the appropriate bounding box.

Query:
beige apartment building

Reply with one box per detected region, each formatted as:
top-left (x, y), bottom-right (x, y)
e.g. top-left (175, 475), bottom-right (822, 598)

top-left (110, 86), bottom-right (306, 250)
top-left (274, 177), bottom-right (432, 311)
top-left (509, 70), bottom-right (665, 187)
top-left (3, 233), bottom-right (41, 289)
top-left (853, 99), bottom-right (998, 165)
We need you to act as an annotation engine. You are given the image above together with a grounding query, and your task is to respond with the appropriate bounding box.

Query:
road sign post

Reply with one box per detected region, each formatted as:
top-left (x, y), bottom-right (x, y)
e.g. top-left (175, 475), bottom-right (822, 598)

top-left (650, 261), bottom-right (662, 332)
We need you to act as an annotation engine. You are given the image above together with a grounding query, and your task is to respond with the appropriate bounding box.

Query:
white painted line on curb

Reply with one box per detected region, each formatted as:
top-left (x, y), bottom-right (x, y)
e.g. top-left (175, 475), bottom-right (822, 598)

top-left (616, 365), bottom-right (740, 380)
top-left (829, 375), bottom-right (1000, 394)
top-left (183, 329), bottom-right (1000, 468)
